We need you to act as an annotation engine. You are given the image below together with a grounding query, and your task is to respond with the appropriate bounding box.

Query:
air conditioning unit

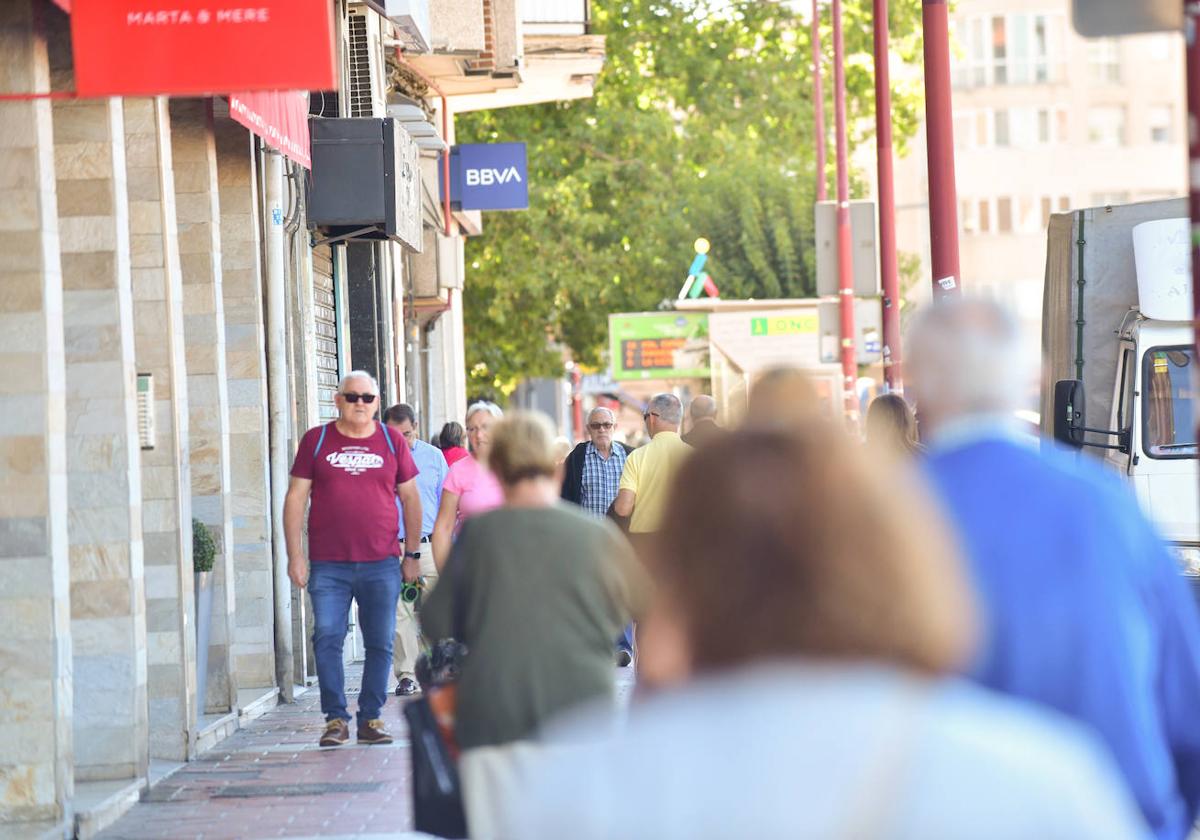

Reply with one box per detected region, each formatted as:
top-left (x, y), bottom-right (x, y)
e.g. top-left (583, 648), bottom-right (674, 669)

top-left (345, 5), bottom-right (387, 118)
top-left (385, 0), bottom-right (431, 53)
top-left (308, 117), bottom-right (423, 250)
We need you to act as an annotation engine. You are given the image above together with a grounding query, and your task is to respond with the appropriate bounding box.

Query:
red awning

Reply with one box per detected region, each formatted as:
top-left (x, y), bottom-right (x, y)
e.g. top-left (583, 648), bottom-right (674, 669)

top-left (228, 91), bottom-right (311, 169)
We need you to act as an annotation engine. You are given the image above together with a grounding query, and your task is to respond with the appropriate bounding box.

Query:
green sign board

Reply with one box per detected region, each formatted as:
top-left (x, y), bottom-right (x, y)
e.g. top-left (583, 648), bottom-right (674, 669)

top-left (750, 314), bottom-right (819, 336)
top-left (609, 312), bottom-right (710, 381)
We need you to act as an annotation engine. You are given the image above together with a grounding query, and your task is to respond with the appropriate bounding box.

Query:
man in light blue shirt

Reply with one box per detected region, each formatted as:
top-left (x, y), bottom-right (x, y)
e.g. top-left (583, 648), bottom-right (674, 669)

top-left (384, 403), bottom-right (448, 696)
top-left (908, 299), bottom-right (1200, 840)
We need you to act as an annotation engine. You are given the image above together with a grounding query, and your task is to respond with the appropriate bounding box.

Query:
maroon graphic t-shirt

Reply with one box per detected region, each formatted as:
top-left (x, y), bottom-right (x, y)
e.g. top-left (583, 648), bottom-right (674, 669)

top-left (290, 422), bottom-right (420, 562)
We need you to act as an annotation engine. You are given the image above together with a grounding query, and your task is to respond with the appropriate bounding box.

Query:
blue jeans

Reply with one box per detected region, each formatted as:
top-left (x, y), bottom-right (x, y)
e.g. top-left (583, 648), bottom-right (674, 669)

top-left (309, 557), bottom-right (402, 724)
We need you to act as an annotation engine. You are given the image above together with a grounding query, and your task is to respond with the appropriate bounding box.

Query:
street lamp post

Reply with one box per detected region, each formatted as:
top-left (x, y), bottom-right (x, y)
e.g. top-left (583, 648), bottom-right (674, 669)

top-left (921, 0), bottom-right (961, 299)
top-left (813, 0), bottom-right (827, 203)
top-left (832, 0), bottom-right (859, 423)
top-left (873, 0), bottom-right (901, 391)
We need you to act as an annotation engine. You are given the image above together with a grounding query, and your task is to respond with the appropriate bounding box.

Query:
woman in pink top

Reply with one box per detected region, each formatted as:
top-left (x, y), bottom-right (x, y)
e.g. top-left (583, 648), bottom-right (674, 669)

top-left (431, 402), bottom-right (505, 570)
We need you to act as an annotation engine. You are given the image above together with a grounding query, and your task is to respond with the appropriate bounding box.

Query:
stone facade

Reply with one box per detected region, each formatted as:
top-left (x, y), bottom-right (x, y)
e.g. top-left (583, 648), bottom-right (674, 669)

top-left (49, 33), bottom-right (150, 781)
top-left (126, 96), bottom-right (199, 761)
top-left (212, 118), bottom-right (276, 694)
top-left (0, 0), bottom-right (74, 823)
top-left (168, 99), bottom-right (239, 719)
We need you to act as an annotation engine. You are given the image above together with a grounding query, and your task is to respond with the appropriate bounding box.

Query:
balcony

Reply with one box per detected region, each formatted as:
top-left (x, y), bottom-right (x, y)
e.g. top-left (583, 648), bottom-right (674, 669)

top-left (524, 0), bottom-right (591, 36)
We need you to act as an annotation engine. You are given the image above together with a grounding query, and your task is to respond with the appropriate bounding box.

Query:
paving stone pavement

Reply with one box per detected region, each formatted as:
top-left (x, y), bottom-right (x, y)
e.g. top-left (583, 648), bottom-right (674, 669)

top-left (97, 664), bottom-right (423, 840)
top-left (97, 662), bottom-right (636, 840)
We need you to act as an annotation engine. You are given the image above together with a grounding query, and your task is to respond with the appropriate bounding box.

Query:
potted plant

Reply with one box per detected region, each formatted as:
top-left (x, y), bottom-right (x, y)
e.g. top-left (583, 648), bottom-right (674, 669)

top-left (193, 518), bottom-right (216, 716)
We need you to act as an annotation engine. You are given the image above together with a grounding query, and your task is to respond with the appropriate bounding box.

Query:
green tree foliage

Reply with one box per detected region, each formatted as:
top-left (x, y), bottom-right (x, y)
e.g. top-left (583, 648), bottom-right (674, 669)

top-left (457, 0), bottom-right (925, 399)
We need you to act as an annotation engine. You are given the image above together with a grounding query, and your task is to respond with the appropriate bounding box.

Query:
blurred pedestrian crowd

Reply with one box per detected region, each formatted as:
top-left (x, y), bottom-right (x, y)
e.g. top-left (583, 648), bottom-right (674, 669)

top-left (287, 298), bottom-right (1200, 840)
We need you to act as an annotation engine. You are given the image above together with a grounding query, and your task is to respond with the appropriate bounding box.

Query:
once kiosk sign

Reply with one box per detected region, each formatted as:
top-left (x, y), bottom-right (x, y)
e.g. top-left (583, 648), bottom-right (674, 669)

top-left (70, 1), bottom-right (336, 97)
top-left (448, 143), bottom-right (529, 211)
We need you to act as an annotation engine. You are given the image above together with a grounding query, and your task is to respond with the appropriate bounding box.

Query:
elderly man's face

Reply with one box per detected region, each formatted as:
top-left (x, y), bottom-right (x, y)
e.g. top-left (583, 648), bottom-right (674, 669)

top-left (335, 376), bottom-right (379, 423)
top-left (587, 411), bottom-right (615, 447)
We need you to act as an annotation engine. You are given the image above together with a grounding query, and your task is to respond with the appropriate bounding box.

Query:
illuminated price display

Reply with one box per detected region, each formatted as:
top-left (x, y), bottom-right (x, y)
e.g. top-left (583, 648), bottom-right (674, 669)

top-left (622, 338), bottom-right (686, 370)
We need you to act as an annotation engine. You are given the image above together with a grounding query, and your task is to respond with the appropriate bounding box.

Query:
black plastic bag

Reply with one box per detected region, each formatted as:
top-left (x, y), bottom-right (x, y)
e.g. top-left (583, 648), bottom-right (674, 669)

top-left (404, 694), bottom-right (468, 838)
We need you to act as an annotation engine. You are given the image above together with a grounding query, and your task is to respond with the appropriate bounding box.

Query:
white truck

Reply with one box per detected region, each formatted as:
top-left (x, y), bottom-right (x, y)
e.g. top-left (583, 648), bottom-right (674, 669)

top-left (1043, 198), bottom-right (1200, 576)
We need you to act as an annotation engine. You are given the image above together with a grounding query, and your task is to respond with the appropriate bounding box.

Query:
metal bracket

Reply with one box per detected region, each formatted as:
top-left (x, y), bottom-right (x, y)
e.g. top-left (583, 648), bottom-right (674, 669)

top-left (310, 227), bottom-right (380, 247)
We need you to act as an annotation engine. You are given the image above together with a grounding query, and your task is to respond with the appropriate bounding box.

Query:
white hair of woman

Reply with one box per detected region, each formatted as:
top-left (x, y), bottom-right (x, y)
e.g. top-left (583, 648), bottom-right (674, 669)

top-left (466, 400), bottom-right (504, 421)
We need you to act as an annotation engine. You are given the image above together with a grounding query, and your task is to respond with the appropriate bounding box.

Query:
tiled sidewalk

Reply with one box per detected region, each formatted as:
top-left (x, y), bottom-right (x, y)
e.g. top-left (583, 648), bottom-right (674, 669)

top-left (97, 665), bottom-right (420, 840)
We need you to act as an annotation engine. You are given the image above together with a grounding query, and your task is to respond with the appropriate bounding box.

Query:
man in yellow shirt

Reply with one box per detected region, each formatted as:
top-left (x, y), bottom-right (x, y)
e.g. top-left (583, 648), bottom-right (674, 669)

top-left (612, 393), bottom-right (691, 667)
top-left (613, 393), bottom-right (692, 535)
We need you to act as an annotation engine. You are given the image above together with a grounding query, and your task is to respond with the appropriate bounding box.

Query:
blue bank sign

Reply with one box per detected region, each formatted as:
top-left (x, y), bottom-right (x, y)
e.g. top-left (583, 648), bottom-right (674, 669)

top-left (448, 142), bottom-right (529, 211)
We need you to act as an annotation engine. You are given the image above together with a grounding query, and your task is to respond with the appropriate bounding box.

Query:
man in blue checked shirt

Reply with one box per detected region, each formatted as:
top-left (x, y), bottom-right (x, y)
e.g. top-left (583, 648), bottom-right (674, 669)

top-left (383, 403), bottom-right (448, 697)
top-left (561, 406), bottom-right (636, 665)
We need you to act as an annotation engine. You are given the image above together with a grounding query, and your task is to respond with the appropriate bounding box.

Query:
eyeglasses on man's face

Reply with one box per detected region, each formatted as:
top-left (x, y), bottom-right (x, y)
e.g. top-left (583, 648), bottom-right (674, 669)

top-left (341, 392), bottom-right (377, 404)
top-left (642, 411), bottom-right (660, 422)
top-left (588, 422), bottom-right (615, 431)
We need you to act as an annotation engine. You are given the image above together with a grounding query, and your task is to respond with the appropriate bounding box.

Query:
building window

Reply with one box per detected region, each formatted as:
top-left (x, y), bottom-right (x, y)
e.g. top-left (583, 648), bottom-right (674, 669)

top-left (979, 199), bottom-right (991, 233)
top-left (1148, 34), bottom-right (1172, 62)
top-left (976, 111), bottom-right (989, 146)
top-left (961, 198), bottom-right (979, 233)
top-left (1037, 108), bottom-right (1051, 143)
top-left (1058, 195), bottom-right (1071, 211)
top-left (992, 16), bottom-right (1008, 84)
top-left (1018, 196), bottom-right (1037, 232)
top-left (1088, 106), bottom-right (1126, 146)
top-left (1088, 39), bottom-right (1121, 84)
top-left (994, 109), bottom-right (1010, 146)
top-left (1033, 16), bottom-right (1051, 82)
top-left (1150, 106), bottom-right (1173, 144)
top-left (997, 197), bottom-right (1014, 232)
top-left (1041, 196), bottom-right (1053, 227)
top-left (1056, 108), bottom-right (1069, 144)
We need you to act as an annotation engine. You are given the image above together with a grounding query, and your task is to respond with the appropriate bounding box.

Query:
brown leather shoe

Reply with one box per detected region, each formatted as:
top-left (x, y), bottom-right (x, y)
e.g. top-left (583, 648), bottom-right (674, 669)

top-left (319, 718), bottom-right (350, 747)
top-left (357, 718), bottom-right (394, 745)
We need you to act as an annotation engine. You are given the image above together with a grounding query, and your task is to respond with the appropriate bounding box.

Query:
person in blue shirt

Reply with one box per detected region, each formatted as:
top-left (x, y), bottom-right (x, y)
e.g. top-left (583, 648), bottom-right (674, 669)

top-left (907, 298), bottom-right (1200, 840)
top-left (384, 403), bottom-right (448, 697)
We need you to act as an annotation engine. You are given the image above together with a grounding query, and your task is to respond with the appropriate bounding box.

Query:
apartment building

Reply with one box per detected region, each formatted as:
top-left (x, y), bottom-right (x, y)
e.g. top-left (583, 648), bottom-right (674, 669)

top-left (892, 0), bottom-right (1186, 323)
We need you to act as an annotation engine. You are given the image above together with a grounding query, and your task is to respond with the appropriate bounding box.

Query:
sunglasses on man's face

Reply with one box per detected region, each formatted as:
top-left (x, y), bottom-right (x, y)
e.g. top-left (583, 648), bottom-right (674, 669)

top-left (588, 422), bottom-right (615, 431)
top-left (341, 392), bottom-right (377, 404)
top-left (643, 411), bottom-right (660, 422)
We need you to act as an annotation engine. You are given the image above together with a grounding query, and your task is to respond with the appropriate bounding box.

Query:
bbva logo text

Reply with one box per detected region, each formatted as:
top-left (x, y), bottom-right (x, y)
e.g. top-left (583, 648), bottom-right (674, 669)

top-left (465, 167), bottom-right (524, 186)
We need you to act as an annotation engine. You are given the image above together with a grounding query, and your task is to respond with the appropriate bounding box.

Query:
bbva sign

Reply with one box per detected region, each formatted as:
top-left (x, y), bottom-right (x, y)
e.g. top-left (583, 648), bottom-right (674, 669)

top-left (464, 166), bottom-right (524, 186)
top-left (447, 142), bottom-right (529, 211)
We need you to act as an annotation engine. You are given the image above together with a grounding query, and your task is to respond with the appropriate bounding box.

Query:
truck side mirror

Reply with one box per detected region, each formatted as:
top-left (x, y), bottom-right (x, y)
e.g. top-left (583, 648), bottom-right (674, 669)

top-left (1053, 379), bottom-right (1086, 449)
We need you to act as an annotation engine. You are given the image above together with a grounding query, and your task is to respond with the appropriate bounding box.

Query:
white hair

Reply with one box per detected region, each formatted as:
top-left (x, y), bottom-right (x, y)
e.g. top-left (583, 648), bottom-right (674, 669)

top-left (466, 400), bottom-right (504, 422)
top-left (905, 297), bottom-right (1036, 421)
top-left (587, 406), bottom-right (616, 423)
top-left (339, 370), bottom-right (378, 393)
top-left (649, 393), bottom-right (683, 426)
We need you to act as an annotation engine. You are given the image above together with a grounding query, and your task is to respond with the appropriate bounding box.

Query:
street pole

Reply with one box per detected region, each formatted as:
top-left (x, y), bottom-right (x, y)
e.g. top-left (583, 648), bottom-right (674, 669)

top-left (812, 0), bottom-right (827, 202)
top-left (1188, 3), bottom-right (1200, 369)
top-left (921, 0), bottom-right (961, 299)
top-left (833, 0), bottom-right (859, 424)
top-left (873, 0), bottom-right (901, 392)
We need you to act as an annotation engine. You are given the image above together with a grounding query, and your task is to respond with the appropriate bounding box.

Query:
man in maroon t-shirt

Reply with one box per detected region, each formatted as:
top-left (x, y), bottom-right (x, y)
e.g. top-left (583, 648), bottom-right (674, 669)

top-left (284, 370), bottom-right (422, 747)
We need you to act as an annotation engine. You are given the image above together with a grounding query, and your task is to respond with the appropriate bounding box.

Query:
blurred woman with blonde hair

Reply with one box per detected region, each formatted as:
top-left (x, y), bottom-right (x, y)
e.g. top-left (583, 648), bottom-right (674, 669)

top-left (511, 418), bottom-right (1144, 839)
top-left (422, 411), bottom-right (643, 839)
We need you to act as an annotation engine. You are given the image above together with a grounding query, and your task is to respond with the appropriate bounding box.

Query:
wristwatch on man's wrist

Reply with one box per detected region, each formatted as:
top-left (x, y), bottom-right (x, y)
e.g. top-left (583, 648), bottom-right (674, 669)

top-left (404, 550), bottom-right (421, 560)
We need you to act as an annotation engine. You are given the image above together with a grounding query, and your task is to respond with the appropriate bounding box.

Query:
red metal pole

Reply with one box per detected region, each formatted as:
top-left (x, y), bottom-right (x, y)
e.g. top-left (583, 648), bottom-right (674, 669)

top-left (812, 0), bottom-right (827, 203)
top-left (921, 0), bottom-right (961, 299)
top-left (1189, 1), bottom-right (1200, 426)
top-left (833, 0), bottom-right (858, 424)
top-left (874, 0), bottom-right (901, 391)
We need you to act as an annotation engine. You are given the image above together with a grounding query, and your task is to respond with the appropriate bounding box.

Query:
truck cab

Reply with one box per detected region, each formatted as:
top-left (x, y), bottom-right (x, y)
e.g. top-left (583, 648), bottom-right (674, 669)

top-left (1106, 316), bottom-right (1200, 570)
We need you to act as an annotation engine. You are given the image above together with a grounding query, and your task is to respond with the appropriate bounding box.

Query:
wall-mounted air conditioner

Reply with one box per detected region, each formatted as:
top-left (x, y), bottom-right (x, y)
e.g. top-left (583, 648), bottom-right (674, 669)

top-left (308, 117), bottom-right (423, 251)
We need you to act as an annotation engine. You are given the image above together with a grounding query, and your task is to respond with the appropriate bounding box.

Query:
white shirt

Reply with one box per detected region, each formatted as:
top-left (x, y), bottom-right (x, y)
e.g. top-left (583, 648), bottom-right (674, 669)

top-left (509, 662), bottom-right (1147, 840)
